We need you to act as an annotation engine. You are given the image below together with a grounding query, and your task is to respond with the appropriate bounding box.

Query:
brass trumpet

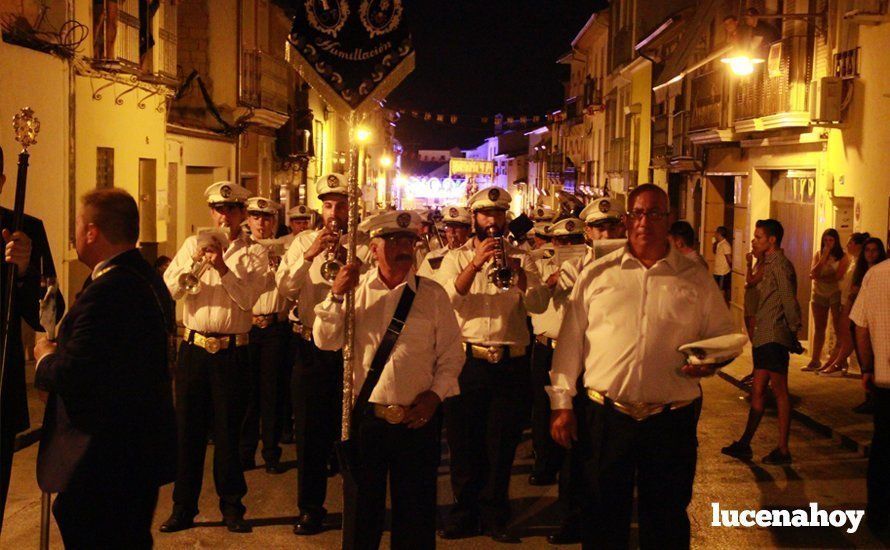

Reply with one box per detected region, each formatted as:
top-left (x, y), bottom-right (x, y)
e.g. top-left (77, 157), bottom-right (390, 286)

top-left (320, 219), bottom-right (344, 282)
top-left (179, 253), bottom-right (210, 295)
top-left (486, 226), bottom-right (515, 292)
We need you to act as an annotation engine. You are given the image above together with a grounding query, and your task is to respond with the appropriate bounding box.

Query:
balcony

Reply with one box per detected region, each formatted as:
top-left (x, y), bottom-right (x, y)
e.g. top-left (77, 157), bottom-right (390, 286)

top-left (93, 0), bottom-right (141, 69)
top-left (733, 36), bottom-right (811, 130)
top-left (157, 0), bottom-right (178, 79)
top-left (652, 113), bottom-right (671, 159)
top-left (611, 27), bottom-right (632, 71)
top-left (606, 137), bottom-right (628, 173)
top-left (689, 70), bottom-right (725, 132)
top-left (565, 97), bottom-right (583, 126)
top-left (241, 50), bottom-right (292, 116)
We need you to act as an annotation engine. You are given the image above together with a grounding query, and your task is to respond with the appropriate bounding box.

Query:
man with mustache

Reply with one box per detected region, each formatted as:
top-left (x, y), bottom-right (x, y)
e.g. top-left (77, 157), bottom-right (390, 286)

top-left (160, 181), bottom-right (268, 534)
top-left (437, 187), bottom-right (548, 543)
top-left (313, 210), bottom-right (464, 549)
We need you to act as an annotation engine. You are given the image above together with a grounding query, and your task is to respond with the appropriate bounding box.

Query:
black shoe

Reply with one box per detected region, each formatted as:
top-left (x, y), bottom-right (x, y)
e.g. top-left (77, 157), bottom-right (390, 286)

top-left (159, 509), bottom-right (195, 533)
top-left (488, 524), bottom-right (520, 544)
top-left (547, 521), bottom-right (582, 544)
top-left (437, 518), bottom-right (482, 540)
top-left (293, 511), bottom-right (326, 535)
top-left (528, 472), bottom-right (557, 486)
top-left (853, 400), bottom-right (875, 414)
top-left (224, 515), bottom-right (252, 533)
top-left (264, 460), bottom-right (287, 474)
top-left (762, 448), bottom-right (792, 465)
top-left (721, 440), bottom-right (753, 460)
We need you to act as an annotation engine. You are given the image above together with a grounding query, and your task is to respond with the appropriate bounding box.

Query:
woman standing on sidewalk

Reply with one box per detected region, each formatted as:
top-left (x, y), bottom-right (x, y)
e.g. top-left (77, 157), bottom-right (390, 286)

top-left (847, 238), bottom-right (887, 413)
top-left (802, 228), bottom-right (849, 372)
top-left (820, 232), bottom-right (870, 376)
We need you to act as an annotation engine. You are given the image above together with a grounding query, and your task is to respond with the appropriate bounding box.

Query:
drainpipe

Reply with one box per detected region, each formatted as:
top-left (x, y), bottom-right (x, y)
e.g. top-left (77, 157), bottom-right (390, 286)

top-left (235, 0), bottom-right (243, 184)
top-left (67, 0), bottom-right (76, 259)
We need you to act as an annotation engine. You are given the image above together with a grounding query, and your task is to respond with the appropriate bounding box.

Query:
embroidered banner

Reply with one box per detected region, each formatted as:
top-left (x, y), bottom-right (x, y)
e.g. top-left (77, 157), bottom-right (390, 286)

top-left (288, 0), bottom-right (415, 115)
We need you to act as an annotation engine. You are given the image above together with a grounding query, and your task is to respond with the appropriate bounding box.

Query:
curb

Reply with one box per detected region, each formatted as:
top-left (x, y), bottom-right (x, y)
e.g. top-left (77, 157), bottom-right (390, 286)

top-left (717, 371), bottom-right (871, 458)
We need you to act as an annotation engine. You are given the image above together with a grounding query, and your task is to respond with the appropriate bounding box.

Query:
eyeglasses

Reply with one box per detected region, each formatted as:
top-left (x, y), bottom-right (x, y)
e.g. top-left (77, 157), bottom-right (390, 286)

top-left (626, 209), bottom-right (669, 221)
top-left (382, 234), bottom-right (418, 245)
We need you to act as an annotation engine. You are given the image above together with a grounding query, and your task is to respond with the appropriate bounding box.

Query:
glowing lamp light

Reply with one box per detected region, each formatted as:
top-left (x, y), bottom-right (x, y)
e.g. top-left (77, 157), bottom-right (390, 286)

top-left (721, 53), bottom-right (765, 76)
top-left (355, 127), bottom-right (372, 143)
top-left (379, 154), bottom-right (393, 168)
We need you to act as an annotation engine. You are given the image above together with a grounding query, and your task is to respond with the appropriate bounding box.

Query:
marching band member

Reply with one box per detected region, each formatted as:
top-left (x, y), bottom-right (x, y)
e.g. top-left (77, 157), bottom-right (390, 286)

top-left (528, 218), bottom-right (585, 489)
top-left (276, 173), bottom-right (366, 535)
top-left (239, 197), bottom-right (292, 474)
top-left (529, 220), bottom-right (554, 251)
top-left (559, 196), bottom-right (627, 290)
top-left (437, 187), bottom-right (548, 543)
top-left (160, 182), bottom-right (268, 534)
top-left (287, 204), bottom-right (315, 236)
top-left (417, 205), bottom-right (471, 282)
top-left (314, 210), bottom-right (465, 549)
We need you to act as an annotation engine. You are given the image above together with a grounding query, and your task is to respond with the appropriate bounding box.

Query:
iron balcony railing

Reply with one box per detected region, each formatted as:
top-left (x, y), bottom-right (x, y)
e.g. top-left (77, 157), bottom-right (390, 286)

top-left (734, 35), bottom-right (811, 121)
top-left (241, 50), bottom-right (292, 114)
top-left (689, 70), bottom-right (725, 131)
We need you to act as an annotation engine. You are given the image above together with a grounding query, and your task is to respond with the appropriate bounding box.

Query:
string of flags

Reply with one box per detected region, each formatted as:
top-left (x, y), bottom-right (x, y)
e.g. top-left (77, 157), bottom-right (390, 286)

top-left (391, 107), bottom-right (562, 128)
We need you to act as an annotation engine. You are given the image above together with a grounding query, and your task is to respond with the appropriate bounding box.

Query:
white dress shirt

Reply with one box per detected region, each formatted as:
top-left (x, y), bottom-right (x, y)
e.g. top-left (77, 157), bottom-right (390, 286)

top-left (416, 246), bottom-right (449, 282)
top-left (547, 246), bottom-right (736, 408)
top-left (850, 260), bottom-right (890, 388)
top-left (276, 229), bottom-right (370, 329)
top-left (252, 235), bottom-right (293, 315)
top-left (531, 244), bottom-right (588, 339)
top-left (313, 269), bottom-right (465, 405)
top-left (164, 233), bottom-right (269, 334)
top-left (438, 238), bottom-right (548, 346)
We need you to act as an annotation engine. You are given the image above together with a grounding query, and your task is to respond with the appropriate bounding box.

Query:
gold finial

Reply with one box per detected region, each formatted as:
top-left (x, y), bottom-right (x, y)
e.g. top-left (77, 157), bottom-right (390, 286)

top-left (13, 107), bottom-right (40, 150)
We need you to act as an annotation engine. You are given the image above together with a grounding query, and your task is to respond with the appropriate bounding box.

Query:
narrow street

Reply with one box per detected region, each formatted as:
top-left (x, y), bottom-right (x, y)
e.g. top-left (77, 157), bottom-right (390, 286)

top-left (2, 375), bottom-right (884, 548)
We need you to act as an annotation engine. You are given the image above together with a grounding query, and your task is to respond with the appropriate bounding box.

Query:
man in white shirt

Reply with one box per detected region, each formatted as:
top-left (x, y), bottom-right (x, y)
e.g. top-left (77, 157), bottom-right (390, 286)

top-left (276, 173), bottom-right (360, 535)
top-left (160, 181), bottom-right (269, 534)
top-left (850, 258), bottom-right (890, 532)
top-left (713, 226), bottom-right (733, 302)
top-left (417, 205), bottom-right (471, 282)
top-left (437, 187), bottom-right (548, 543)
top-left (548, 184), bottom-right (737, 549)
top-left (313, 210), bottom-right (464, 549)
top-left (239, 197), bottom-right (292, 474)
top-left (529, 218), bottom-right (585, 488)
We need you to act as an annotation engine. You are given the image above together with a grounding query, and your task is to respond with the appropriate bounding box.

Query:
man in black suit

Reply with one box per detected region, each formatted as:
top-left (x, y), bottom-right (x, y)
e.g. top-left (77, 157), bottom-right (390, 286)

top-left (33, 188), bottom-right (176, 548)
top-left (0, 145), bottom-right (64, 532)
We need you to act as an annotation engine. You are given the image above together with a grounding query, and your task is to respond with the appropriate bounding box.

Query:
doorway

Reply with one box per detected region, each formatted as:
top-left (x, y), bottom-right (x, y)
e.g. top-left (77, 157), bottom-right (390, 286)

top-left (769, 170), bottom-right (815, 337)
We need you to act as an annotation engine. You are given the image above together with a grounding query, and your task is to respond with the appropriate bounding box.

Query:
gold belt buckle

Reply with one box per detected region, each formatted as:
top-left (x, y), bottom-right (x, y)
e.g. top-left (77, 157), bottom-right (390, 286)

top-left (624, 402), bottom-right (652, 422)
top-left (205, 336), bottom-right (221, 354)
top-left (383, 405), bottom-right (405, 425)
top-left (486, 346), bottom-right (503, 363)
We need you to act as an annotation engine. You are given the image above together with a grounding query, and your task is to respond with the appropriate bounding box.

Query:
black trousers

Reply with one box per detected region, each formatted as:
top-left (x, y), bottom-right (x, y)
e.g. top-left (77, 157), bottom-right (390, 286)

top-left (172, 341), bottom-right (250, 517)
top-left (869, 387), bottom-right (890, 524)
top-left (53, 484), bottom-right (158, 550)
top-left (0, 428), bottom-right (14, 532)
top-left (530, 341), bottom-right (563, 477)
top-left (444, 349), bottom-right (531, 528)
top-left (342, 412), bottom-right (441, 550)
top-left (556, 392), bottom-right (588, 523)
top-left (240, 322), bottom-right (291, 464)
top-left (292, 340), bottom-right (343, 515)
top-left (576, 397), bottom-right (699, 550)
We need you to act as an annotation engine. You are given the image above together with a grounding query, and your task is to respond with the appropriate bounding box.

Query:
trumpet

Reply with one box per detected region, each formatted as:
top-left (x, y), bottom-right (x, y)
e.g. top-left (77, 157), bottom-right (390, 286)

top-left (486, 226), bottom-right (515, 292)
top-left (178, 253), bottom-right (210, 295)
top-left (320, 219), bottom-right (344, 282)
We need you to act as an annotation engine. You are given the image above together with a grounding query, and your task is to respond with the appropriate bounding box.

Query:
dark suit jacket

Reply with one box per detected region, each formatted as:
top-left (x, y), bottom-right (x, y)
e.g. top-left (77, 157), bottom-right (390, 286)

top-left (1, 207), bottom-right (64, 436)
top-left (35, 249), bottom-right (176, 493)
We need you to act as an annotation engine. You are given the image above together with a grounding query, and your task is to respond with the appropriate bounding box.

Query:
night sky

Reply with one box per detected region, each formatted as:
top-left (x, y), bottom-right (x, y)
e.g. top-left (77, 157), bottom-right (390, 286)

top-left (389, 0), bottom-right (608, 151)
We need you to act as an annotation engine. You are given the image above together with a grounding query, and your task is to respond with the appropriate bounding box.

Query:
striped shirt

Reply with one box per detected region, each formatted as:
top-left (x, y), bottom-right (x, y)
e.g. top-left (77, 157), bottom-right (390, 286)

top-left (752, 249), bottom-right (801, 349)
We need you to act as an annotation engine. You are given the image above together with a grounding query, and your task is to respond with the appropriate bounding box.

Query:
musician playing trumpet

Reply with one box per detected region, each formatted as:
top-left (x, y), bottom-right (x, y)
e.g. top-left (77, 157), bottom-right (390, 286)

top-left (437, 187), bottom-right (549, 543)
top-left (276, 173), bottom-right (370, 536)
top-left (160, 182), bottom-right (268, 534)
top-left (239, 197), bottom-right (293, 475)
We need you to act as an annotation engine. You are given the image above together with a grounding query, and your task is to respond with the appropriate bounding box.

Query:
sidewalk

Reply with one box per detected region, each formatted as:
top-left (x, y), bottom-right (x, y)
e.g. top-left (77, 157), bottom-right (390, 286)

top-left (718, 346), bottom-right (874, 456)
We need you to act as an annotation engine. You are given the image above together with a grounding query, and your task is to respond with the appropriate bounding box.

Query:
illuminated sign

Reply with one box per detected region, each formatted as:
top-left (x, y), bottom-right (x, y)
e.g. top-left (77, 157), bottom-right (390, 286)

top-left (449, 158), bottom-right (494, 178)
top-left (398, 176), bottom-right (468, 199)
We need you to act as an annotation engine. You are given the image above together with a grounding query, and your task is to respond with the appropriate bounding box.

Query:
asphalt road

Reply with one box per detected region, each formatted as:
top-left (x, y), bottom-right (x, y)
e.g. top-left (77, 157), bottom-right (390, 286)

top-left (2, 376), bottom-right (886, 548)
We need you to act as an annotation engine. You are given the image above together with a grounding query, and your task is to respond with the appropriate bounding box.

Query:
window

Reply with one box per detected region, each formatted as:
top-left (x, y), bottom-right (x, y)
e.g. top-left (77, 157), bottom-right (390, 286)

top-left (97, 147), bottom-right (115, 189)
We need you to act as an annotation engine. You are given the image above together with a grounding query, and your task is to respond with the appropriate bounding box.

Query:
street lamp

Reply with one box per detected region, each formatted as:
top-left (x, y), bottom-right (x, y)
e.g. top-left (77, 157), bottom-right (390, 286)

top-left (355, 126), bottom-right (372, 143)
top-left (379, 154), bottom-right (393, 168)
top-left (720, 51), bottom-right (765, 76)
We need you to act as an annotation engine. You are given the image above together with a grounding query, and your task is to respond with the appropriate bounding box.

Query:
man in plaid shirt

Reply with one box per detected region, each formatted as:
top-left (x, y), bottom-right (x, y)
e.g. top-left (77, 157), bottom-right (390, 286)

top-left (723, 219), bottom-right (801, 465)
